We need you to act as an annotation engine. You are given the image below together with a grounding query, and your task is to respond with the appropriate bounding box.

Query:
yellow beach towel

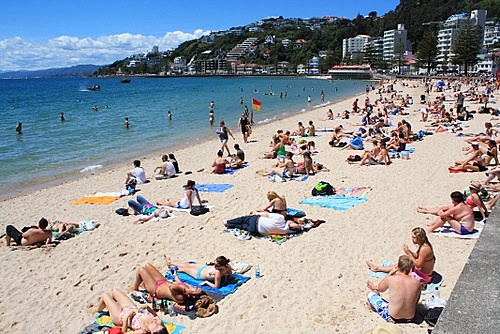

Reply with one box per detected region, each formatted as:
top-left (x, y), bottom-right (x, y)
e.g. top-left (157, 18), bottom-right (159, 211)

top-left (71, 196), bottom-right (119, 205)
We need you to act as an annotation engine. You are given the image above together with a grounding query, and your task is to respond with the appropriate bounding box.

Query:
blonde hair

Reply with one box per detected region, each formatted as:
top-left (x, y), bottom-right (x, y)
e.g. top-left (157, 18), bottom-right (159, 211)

top-left (397, 254), bottom-right (414, 274)
top-left (267, 191), bottom-right (284, 201)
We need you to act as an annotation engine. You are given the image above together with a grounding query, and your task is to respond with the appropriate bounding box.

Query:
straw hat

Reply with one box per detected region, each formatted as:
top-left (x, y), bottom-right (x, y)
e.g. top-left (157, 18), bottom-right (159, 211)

top-left (363, 323), bottom-right (404, 334)
top-left (469, 181), bottom-right (482, 191)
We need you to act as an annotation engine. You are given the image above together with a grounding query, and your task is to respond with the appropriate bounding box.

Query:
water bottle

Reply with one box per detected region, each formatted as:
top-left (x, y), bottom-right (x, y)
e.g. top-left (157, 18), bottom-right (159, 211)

top-left (255, 264), bottom-right (261, 278)
top-left (167, 301), bottom-right (177, 317)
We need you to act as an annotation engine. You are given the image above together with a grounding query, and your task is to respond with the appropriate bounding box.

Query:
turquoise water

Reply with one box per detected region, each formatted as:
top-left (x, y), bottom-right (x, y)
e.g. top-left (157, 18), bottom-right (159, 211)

top-left (0, 76), bottom-right (369, 199)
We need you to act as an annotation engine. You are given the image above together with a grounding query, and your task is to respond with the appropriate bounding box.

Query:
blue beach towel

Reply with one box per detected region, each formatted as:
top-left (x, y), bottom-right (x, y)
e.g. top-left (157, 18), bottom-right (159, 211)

top-left (299, 195), bottom-right (368, 210)
top-left (165, 272), bottom-right (250, 296)
top-left (197, 183), bottom-right (233, 193)
top-left (223, 164), bottom-right (248, 175)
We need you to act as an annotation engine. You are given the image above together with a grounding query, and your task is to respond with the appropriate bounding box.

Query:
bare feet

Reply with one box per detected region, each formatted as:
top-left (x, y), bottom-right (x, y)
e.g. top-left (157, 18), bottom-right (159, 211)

top-left (416, 206), bottom-right (426, 213)
top-left (164, 255), bottom-right (172, 267)
top-left (89, 297), bottom-right (105, 314)
top-left (366, 261), bottom-right (379, 272)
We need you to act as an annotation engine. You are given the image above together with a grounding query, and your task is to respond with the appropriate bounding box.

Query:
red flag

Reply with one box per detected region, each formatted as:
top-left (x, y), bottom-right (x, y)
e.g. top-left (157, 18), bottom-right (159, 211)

top-left (252, 98), bottom-right (261, 111)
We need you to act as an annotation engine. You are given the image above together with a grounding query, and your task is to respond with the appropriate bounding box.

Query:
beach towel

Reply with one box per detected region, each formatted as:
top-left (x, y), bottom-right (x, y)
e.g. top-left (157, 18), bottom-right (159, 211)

top-left (434, 225), bottom-right (482, 239)
top-left (196, 183), bottom-right (233, 193)
top-left (222, 163), bottom-right (248, 175)
top-left (333, 186), bottom-right (372, 197)
top-left (92, 312), bottom-right (185, 334)
top-left (71, 195), bottom-right (119, 205)
top-left (164, 271), bottom-right (250, 296)
top-left (168, 205), bottom-right (214, 213)
top-left (299, 195), bottom-right (368, 210)
top-left (136, 213), bottom-right (177, 222)
top-left (448, 167), bottom-right (468, 173)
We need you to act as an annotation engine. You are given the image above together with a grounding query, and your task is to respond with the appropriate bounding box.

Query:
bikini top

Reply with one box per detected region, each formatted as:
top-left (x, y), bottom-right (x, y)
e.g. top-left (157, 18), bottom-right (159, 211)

top-left (131, 310), bottom-right (155, 331)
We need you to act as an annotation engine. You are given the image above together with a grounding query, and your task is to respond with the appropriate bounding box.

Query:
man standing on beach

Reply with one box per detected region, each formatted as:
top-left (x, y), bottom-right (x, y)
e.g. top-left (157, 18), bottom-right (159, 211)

top-left (456, 92), bottom-right (464, 116)
top-left (366, 255), bottom-right (421, 323)
top-left (6, 218), bottom-right (52, 246)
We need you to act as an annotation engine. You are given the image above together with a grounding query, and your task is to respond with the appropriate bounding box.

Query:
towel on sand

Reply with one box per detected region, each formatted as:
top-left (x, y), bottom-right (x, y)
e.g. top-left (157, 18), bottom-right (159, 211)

top-left (434, 225), bottom-right (482, 239)
top-left (164, 271), bottom-right (250, 296)
top-left (196, 183), bottom-right (233, 192)
top-left (71, 196), bottom-right (119, 205)
top-left (92, 312), bottom-right (185, 334)
top-left (299, 195), bottom-right (368, 210)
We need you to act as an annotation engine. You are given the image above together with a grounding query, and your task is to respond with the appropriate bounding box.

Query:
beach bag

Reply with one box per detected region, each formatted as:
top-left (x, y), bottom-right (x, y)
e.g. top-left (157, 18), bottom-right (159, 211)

top-left (424, 307), bottom-right (444, 327)
top-left (312, 181), bottom-right (335, 196)
top-left (190, 205), bottom-right (210, 216)
top-left (115, 208), bottom-right (130, 216)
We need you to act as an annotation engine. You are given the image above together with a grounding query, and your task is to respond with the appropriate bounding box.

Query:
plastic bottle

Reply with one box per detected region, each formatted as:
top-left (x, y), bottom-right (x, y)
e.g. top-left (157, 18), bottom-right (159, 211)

top-left (168, 301), bottom-right (177, 317)
top-left (255, 264), bottom-right (261, 278)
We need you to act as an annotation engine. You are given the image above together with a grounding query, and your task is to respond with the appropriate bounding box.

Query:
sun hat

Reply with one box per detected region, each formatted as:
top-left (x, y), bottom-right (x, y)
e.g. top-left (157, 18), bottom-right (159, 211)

top-left (363, 323), bottom-right (403, 334)
top-left (469, 181), bottom-right (482, 191)
top-left (471, 141), bottom-right (479, 146)
top-left (158, 209), bottom-right (170, 219)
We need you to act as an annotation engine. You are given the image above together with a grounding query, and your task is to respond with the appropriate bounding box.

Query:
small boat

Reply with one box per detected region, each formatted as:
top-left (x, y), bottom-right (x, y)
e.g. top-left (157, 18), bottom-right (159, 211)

top-left (88, 84), bottom-right (101, 91)
top-left (121, 78), bottom-right (131, 83)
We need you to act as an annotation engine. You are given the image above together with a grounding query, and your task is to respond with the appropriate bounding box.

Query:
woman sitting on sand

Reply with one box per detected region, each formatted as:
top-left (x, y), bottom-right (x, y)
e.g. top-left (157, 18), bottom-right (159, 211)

top-left (128, 195), bottom-right (172, 223)
top-left (258, 191), bottom-right (287, 217)
top-left (165, 256), bottom-right (233, 289)
top-left (92, 288), bottom-right (168, 334)
top-left (357, 141), bottom-right (391, 166)
top-left (450, 142), bottom-right (487, 172)
top-left (366, 227), bottom-right (435, 283)
top-left (418, 191), bottom-right (475, 234)
top-left (262, 151), bottom-right (296, 178)
top-left (419, 181), bottom-right (497, 222)
top-left (211, 150), bottom-right (230, 174)
top-left (157, 180), bottom-right (203, 211)
top-left (264, 136), bottom-right (286, 159)
top-left (329, 126), bottom-right (348, 147)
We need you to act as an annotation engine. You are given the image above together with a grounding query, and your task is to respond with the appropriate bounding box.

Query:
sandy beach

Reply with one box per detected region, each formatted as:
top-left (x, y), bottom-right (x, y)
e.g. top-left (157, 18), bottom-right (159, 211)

top-left (0, 77), bottom-right (491, 333)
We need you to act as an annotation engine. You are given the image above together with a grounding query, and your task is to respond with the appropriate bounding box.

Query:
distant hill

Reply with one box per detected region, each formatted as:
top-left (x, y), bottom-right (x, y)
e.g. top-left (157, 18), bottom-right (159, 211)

top-left (0, 65), bottom-right (103, 79)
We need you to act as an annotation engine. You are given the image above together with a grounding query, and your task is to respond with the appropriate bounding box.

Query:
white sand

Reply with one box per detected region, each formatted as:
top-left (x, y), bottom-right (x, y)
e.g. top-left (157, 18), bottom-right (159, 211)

top-left (0, 78), bottom-right (490, 333)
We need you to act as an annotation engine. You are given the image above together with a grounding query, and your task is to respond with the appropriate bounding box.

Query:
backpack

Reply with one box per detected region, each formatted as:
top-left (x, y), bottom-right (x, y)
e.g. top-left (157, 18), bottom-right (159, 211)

top-left (312, 181), bottom-right (335, 196)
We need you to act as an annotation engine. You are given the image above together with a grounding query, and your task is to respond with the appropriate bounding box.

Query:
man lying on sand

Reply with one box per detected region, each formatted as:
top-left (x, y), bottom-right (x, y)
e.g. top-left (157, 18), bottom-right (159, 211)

top-left (5, 218), bottom-right (52, 246)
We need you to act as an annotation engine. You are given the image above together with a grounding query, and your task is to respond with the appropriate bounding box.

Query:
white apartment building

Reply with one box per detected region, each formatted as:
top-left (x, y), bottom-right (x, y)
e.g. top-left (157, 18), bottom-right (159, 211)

top-left (483, 23), bottom-right (500, 49)
top-left (436, 10), bottom-right (487, 70)
top-left (383, 24), bottom-right (410, 62)
top-left (342, 35), bottom-right (370, 60)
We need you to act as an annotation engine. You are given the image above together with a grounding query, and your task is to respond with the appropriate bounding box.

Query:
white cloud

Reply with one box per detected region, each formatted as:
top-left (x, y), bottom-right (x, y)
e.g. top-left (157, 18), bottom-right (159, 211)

top-left (0, 29), bottom-right (210, 71)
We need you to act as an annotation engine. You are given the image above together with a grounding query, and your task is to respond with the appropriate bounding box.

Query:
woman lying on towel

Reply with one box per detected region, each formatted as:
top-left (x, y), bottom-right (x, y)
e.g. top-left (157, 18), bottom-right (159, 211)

top-left (165, 255), bottom-right (233, 289)
top-left (127, 195), bottom-right (172, 223)
top-left (258, 191), bottom-right (287, 217)
top-left (366, 227), bottom-right (435, 283)
top-left (130, 263), bottom-right (203, 305)
top-left (419, 191), bottom-right (475, 234)
top-left (225, 211), bottom-right (301, 236)
top-left (92, 288), bottom-right (168, 334)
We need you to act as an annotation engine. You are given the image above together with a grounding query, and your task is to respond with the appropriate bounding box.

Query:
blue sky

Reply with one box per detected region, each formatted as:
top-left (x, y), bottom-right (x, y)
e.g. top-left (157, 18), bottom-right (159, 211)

top-left (0, 0), bottom-right (400, 71)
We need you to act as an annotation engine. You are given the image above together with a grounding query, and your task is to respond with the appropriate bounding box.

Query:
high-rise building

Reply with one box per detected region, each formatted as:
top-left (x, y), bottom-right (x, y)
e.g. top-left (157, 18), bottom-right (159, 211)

top-left (342, 35), bottom-right (370, 60)
top-left (383, 24), bottom-right (411, 63)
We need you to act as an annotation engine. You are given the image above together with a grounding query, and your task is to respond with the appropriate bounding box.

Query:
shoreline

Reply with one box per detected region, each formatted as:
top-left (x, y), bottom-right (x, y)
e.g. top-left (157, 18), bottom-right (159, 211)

top-left (0, 77), bottom-right (489, 333)
top-left (1, 81), bottom-right (356, 203)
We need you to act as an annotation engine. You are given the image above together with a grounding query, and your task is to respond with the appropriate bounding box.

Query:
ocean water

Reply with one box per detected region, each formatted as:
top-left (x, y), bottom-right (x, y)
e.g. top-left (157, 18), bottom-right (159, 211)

top-left (0, 76), bottom-right (369, 199)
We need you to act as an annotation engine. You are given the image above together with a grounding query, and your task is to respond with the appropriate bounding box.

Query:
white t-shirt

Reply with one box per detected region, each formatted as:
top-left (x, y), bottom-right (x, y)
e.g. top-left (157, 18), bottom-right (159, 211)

top-left (257, 213), bottom-right (291, 235)
top-left (131, 167), bottom-right (147, 184)
top-left (165, 162), bottom-right (176, 177)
